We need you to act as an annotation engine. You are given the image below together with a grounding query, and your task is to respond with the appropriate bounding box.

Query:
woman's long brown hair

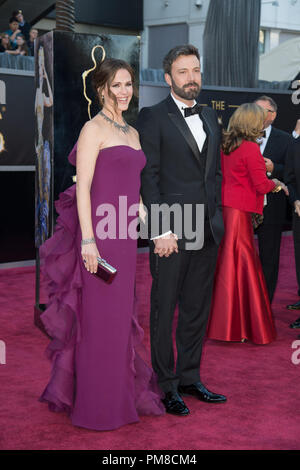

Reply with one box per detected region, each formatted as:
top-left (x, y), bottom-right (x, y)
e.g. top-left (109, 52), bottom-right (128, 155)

top-left (222, 103), bottom-right (267, 155)
top-left (91, 58), bottom-right (138, 112)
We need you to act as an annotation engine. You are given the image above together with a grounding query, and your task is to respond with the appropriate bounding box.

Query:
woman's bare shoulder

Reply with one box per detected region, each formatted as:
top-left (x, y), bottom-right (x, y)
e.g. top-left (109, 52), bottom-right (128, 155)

top-left (78, 116), bottom-right (106, 145)
top-left (129, 125), bottom-right (141, 147)
top-left (129, 126), bottom-right (139, 138)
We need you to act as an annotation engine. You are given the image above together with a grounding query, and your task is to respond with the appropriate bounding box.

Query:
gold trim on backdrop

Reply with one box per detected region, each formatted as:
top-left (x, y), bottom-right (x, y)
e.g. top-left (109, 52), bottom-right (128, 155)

top-left (0, 133), bottom-right (5, 153)
top-left (82, 45), bottom-right (106, 120)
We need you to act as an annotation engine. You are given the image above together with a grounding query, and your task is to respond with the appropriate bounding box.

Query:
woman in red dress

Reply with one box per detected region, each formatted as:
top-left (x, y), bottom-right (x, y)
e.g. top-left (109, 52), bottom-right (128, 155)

top-left (207, 103), bottom-right (288, 344)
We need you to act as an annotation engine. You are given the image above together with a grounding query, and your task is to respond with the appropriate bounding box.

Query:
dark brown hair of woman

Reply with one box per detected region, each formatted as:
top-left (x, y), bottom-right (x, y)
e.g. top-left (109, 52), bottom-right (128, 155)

top-left (91, 58), bottom-right (138, 112)
top-left (222, 103), bottom-right (268, 155)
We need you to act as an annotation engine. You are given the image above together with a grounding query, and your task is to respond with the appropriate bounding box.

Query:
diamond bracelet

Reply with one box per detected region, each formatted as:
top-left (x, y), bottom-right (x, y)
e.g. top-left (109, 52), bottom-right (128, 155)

top-left (81, 237), bottom-right (96, 246)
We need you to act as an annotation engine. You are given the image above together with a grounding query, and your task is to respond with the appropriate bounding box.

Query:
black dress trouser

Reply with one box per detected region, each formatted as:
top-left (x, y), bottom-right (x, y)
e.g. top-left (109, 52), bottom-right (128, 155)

top-left (149, 220), bottom-right (219, 393)
top-left (256, 223), bottom-right (283, 303)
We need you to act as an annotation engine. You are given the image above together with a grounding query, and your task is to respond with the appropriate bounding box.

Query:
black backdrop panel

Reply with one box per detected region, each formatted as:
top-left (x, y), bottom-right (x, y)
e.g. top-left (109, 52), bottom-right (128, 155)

top-left (0, 73), bottom-right (35, 166)
top-left (0, 172), bottom-right (35, 263)
top-left (53, 31), bottom-right (140, 201)
top-left (198, 88), bottom-right (297, 134)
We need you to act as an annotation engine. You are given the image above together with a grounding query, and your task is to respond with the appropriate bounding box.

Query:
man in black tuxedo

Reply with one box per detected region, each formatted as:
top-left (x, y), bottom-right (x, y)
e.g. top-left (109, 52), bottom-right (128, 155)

top-left (255, 96), bottom-right (292, 302)
top-left (136, 45), bottom-right (226, 416)
top-left (284, 138), bottom-right (300, 327)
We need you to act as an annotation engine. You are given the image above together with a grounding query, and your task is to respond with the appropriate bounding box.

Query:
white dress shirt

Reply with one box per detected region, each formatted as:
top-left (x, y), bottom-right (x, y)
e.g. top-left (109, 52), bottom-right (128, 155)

top-left (258, 125), bottom-right (272, 207)
top-left (152, 94), bottom-right (207, 240)
top-left (259, 124), bottom-right (272, 155)
top-left (171, 93), bottom-right (207, 152)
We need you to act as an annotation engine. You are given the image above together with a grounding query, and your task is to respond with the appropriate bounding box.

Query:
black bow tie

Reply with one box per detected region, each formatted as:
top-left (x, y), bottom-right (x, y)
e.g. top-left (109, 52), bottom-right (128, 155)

top-left (183, 103), bottom-right (202, 118)
top-left (262, 131), bottom-right (266, 138)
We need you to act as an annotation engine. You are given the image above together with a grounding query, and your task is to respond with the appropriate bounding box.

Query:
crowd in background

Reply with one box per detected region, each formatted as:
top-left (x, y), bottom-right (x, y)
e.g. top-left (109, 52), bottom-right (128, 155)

top-left (0, 9), bottom-right (38, 56)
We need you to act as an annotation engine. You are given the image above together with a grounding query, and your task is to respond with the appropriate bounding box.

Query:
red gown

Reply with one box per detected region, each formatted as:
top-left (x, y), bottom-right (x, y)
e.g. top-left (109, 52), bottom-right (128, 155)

top-left (207, 142), bottom-right (277, 345)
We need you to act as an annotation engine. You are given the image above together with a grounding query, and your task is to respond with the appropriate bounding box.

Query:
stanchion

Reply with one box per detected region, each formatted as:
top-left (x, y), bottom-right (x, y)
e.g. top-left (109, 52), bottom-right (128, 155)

top-left (34, 248), bottom-right (51, 338)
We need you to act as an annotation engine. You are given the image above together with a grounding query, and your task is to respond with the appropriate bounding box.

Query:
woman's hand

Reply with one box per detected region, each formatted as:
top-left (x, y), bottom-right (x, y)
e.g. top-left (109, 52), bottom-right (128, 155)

top-left (81, 240), bottom-right (100, 274)
top-left (271, 179), bottom-right (289, 196)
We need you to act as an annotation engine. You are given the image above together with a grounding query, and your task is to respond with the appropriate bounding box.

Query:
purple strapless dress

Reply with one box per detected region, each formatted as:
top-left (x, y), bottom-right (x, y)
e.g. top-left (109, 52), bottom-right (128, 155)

top-left (39, 144), bottom-right (164, 431)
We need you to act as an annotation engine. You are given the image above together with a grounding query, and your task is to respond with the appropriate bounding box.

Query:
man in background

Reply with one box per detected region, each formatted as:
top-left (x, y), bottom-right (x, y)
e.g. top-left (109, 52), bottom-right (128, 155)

top-left (284, 138), bottom-right (300, 327)
top-left (285, 119), bottom-right (300, 315)
top-left (255, 95), bottom-right (292, 302)
top-left (12, 9), bottom-right (31, 42)
top-left (5, 17), bottom-right (20, 49)
top-left (27, 28), bottom-right (38, 56)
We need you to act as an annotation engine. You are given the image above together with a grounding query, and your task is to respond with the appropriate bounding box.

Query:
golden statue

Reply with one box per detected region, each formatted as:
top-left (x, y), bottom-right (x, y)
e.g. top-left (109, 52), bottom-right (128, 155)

top-left (82, 45), bottom-right (106, 120)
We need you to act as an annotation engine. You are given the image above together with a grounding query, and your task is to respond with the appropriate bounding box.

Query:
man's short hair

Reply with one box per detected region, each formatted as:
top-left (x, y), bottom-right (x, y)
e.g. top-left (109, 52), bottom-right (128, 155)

top-left (255, 95), bottom-right (278, 112)
top-left (163, 44), bottom-right (200, 75)
top-left (9, 16), bottom-right (19, 24)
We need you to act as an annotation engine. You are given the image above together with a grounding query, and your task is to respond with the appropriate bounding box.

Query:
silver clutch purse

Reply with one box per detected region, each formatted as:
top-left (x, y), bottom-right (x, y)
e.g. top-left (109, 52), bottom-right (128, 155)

top-left (94, 257), bottom-right (117, 284)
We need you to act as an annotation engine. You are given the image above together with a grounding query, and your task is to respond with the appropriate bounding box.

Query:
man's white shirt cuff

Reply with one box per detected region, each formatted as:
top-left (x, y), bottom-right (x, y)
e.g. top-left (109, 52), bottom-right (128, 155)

top-left (151, 231), bottom-right (172, 240)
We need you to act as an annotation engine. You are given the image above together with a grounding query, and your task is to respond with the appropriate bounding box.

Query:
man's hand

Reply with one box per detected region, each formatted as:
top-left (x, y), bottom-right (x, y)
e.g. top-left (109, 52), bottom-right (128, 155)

top-left (154, 233), bottom-right (178, 258)
top-left (294, 119), bottom-right (300, 137)
top-left (264, 158), bottom-right (274, 173)
top-left (294, 200), bottom-right (300, 217)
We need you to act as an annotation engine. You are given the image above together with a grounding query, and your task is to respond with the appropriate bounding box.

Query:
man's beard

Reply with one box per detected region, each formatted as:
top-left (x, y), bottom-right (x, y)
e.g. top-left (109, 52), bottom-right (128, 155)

top-left (171, 77), bottom-right (201, 100)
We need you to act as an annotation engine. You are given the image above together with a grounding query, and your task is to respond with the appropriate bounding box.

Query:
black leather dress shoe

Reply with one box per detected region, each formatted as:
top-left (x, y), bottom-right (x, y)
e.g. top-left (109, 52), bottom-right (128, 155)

top-left (162, 391), bottom-right (190, 416)
top-left (287, 301), bottom-right (300, 310)
top-left (178, 382), bottom-right (227, 403)
top-left (290, 317), bottom-right (300, 329)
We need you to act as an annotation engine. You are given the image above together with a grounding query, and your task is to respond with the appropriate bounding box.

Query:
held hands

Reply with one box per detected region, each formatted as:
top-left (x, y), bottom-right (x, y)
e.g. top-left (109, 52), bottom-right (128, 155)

top-left (271, 178), bottom-right (289, 196)
top-left (154, 233), bottom-right (178, 258)
top-left (294, 200), bottom-right (300, 217)
top-left (81, 239), bottom-right (100, 273)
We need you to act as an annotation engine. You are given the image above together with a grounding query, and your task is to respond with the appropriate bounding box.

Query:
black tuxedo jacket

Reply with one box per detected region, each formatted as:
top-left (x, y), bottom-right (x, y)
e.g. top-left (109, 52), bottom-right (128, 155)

top-left (262, 126), bottom-right (292, 224)
top-left (136, 94), bottom-right (224, 249)
top-left (284, 138), bottom-right (300, 206)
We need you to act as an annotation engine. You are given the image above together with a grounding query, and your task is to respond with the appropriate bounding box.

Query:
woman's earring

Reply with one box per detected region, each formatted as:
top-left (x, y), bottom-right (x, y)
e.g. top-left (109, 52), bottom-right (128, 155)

top-left (101, 95), bottom-right (104, 103)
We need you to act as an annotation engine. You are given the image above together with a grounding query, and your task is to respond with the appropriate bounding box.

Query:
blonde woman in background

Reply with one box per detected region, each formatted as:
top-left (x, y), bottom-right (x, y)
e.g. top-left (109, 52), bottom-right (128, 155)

top-left (207, 103), bottom-right (288, 344)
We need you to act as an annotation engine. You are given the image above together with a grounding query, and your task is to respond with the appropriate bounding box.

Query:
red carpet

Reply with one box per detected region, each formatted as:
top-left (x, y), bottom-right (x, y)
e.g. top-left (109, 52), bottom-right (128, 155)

top-left (0, 235), bottom-right (299, 450)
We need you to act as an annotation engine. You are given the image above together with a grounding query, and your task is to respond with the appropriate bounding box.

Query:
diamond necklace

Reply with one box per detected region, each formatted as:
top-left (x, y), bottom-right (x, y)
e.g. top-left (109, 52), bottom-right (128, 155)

top-left (98, 110), bottom-right (130, 134)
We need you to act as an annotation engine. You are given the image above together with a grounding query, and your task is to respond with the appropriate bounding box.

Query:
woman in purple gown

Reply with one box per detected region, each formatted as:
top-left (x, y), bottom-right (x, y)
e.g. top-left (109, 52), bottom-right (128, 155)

top-left (39, 58), bottom-right (165, 430)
